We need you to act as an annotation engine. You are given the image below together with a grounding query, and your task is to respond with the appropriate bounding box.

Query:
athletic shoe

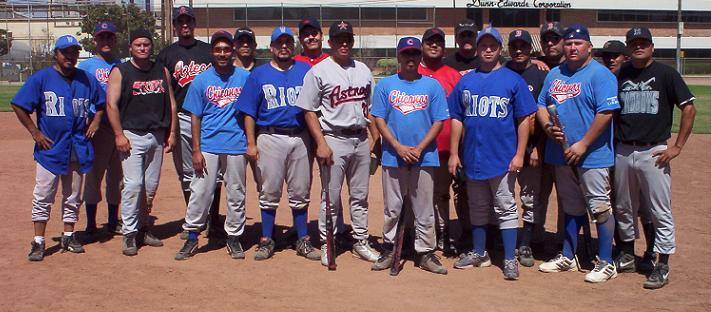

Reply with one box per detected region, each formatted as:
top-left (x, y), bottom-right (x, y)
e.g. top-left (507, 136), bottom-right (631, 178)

top-left (419, 252), bottom-right (448, 275)
top-left (295, 236), bottom-right (320, 261)
top-left (106, 222), bottom-right (123, 235)
top-left (518, 246), bottom-right (534, 267)
top-left (179, 230), bottom-right (189, 240)
top-left (254, 238), bottom-right (275, 261)
top-left (61, 233), bottom-right (85, 253)
top-left (122, 232), bottom-right (138, 256)
top-left (614, 250), bottom-right (636, 273)
top-left (585, 257), bottom-right (618, 283)
top-left (28, 241), bottom-right (45, 261)
top-left (538, 253), bottom-right (578, 273)
top-left (453, 251), bottom-right (491, 269)
top-left (643, 262), bottom-right (670, 289)
top-left (371, 249), bottom-right (394, 271)
top-left (638, 251), bottom-right (658, 273)
top-left (226, 235), bottom-right (245, 259)
top-left (352, 239), bottom-right (379, 262)
top-left (503, 259), bottom-right (519, 280)
top-left (175, 239), bottom-right (198, 260)
top-left (139, 230), bottom-right (163, 247)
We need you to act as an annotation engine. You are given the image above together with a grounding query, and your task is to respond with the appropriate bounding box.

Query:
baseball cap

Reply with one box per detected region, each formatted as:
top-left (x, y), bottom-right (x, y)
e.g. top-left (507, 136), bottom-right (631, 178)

top-left (626, 27), bottom-right (653, 44)
top-left (476, 26), bottom-right (502, 45)
top-left (93, 21), bottom-right (116, 36)
top-left (271, 26), bottom-right (294, 43)
top-left (455, 19), bottom-right (477, 36)
top-left (540, 21), bottom-right (565, 37)
top-left (397, 37), bottom-right (422, 54)
top-left (210, 30), bottom-right (233, 46)
top-left (234, 27), bottom-right (255, 42)
top-left (298, 18), bottom-right (322, 33)
top-left (173, 6), bottom-right (195, 21)
top-left (129, 29), bottom-right (153, 43)
top-left (508, 29), bottom-right (532, 46)
top-left (596, 40), bottom-right (627, 56)
top-left (54, 35), bottom-right (82, 50)
top-left (422, 27), bottom-right (445, 42)
top-left (329, 20), bottom-right (354, 37)
top-left (563, 24), bottom-right (591, 42)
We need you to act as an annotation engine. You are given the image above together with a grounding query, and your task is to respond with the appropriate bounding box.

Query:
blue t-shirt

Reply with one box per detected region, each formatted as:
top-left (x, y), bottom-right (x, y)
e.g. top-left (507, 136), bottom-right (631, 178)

top-left (371, 74), bottom-right (449, 168)
top-left (182, 66), bottom-right (250, 154)
top-left (78, 56), bottom-right (121, 119)
top-left (537, 60), bottom-right (620, 168)
top-left (235, 62), bottom-right (309, 129)
top-left (448, 66), bottom-right (537, 180)
top-left (11, 66), bottom-right (106, 175)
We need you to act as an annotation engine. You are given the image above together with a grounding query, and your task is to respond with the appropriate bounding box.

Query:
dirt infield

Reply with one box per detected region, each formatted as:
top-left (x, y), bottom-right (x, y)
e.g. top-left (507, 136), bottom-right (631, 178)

top-left (0, 112), bottom-right (709, 312)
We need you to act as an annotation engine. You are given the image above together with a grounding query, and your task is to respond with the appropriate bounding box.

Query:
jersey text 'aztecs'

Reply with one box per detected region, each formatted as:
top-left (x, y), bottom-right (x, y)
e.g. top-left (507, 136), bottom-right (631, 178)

top-left (157, 40), bottom-right (212, 109)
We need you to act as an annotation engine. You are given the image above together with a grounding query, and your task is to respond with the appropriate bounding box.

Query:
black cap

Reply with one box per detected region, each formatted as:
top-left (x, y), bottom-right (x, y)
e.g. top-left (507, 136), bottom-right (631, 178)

top-left (210, 30), bottom-right (233, 46)
top-left (298, 18), bottom-right (322, 33)
top-left (626, 27), bottom-right (653, 44)
top-left (173, 6), bottom-right (195, 21)
top-left (129, 29), bottom-right (153, 43)
top-left (329, 20), bottom-right (354, 37)
top-left (508, 29), bottom-right (532, 46)
top-left (234, 27), bottom-right (255, 42)
top-left (422, 27), bottom-right (445, 42)
top-left (455, 20), bottom-right (477, 36)
top-left (596, 40), bottom-right (627, 56)
top-left (540, 21), bottom-right (565, 37)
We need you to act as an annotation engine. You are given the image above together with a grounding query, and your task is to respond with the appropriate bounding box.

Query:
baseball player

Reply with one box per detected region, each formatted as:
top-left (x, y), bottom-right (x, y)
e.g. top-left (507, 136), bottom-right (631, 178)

top-left (613, 27), bottom-right (696, 289)
top-left (443, 20), bottom-right (479, 76)
top-left (505, 29), bottom-right (549, 267)
top-left (78, 21), bottom-right (123, 236)
top-left (233, 27), bottom-right (266, 72)
top-left (106, 29), bottom-right (177, 256)
top-left (236, 26), bottom-right (320, 261)
top-left (14, 35), bottom-right (104, 261)
top-left (536, 24), bottom-right (620, 283)
top-left (294, 18), bottom-right (330, 66)
top-left (448, 26), bottom-right (536, 280)
top-left (174, 30), bottom-right (250, 261)
top-left (295, 20), bottom-right (381, 266)
top-left (417, 27), bottom-right (463, 256)
top-left (539, 22), bottom-right (566, 69)
top-left (157, 6), bottom-right (219, 238)
top-left (596, 40), bottom-right (628, 76)
top-left (370, 37), bottom-right (449, 274)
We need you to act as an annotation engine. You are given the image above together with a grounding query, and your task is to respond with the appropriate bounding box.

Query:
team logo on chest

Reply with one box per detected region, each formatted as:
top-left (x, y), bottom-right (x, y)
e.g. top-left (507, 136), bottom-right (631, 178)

top-left (549, 79), bottom-right (581, 104)
top-left (329, 83), bottom-right (371, 107)
top-left (95, 68), bottom-right (110, 84)
top-left (132, 80), bottom-right (165, 95)
top-left (389, 90), bottom-right (429, 115)
top-left (173, 61), bottom-right (210, 87)
top-left (206, 86), bottom-right (242, 108)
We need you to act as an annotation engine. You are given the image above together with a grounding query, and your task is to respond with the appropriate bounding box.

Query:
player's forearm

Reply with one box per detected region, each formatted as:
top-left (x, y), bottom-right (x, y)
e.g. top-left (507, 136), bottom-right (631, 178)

top-left (304, 111), bottom-right (327, 147)
top-left (244, 115), bottom-right (257, 145)
top-left (12, 105), bottom-right (41, 136)
top-left (190, 115), bottom-right (201, 153)
top-left (374, 117), bottom-right (399, 148)
top-left (536, 106), bottom-right (551, 129)
top-left (674, 104), bottom-right (696, 150)
top-left (367, 114), bottom-right (380, 144)
top-left (90, 109), bottom-right (105, 128)
top-left (578, 111), bottom-right (613, 148)
top-left (106, 69), bottom-right (124, 135)
top-left (515, 115), bottom-right (532, 157)
top-left (415, 121), bottom-right (443, 151)
top-left (449, 119), bottom-right (463, 156)
top-left (166, 69), bottom-right (178, 138)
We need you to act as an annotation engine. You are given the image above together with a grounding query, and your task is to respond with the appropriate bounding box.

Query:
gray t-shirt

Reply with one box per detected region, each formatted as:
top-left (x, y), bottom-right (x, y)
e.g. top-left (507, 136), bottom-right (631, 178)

top-left (295, 57), bottom-right (374, 131)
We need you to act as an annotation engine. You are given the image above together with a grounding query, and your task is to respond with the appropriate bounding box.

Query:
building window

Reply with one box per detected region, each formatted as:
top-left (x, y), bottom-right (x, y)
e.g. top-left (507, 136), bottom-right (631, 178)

top-left (489, 9), bottom-right (539, 27)
top-left (545, 10), bottom-right (560, 22)
top-left (598, 10), bottom-right (711, 24)
top-left (322, 7), bottom-right (359, 20)
top-left (466, 8), bottom-right (483, 25)
top-left (234, 6), bottom-right (426, 21)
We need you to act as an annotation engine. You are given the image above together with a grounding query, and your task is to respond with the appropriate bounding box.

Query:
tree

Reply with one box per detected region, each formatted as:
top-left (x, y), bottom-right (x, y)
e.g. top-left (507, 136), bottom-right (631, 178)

top-left (78, 4), bottom-right (163, 58)
top-left (0, 29), bottom-right (11, 56)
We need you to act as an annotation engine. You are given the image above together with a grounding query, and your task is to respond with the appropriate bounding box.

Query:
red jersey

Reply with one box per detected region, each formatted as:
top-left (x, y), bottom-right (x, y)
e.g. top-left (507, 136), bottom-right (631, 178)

top-left (294, 52), bottom-right (330, 67)
top-left (418, 63), bottom-right (461, 155)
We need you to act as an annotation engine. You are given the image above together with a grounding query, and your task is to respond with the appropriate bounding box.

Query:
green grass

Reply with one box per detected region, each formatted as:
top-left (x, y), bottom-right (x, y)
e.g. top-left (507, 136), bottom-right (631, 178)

top-left (0, 85), bottom-right (20, 112)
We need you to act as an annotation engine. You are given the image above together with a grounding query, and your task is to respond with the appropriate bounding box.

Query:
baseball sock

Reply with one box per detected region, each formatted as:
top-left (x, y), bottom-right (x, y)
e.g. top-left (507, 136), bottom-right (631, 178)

top-left (261, 209), bottom-right (276, 239)
top-left (521, 221), bottom-right (534, 247)
top-left (658, 253), bottom-right (669, 265)
top-left (472, 225), bottom-right (487, 256)
top-left (292, 209), bottom-right (308, 239)
top-left (34, 236), bottom-right (44, 244)
top-left (86, 203), bottom-right (97, 229)
top-left (501, 228), bottom-right (517, 260)
top-left (188, 231), bottom-right (199, 241)
top-left (108, 204), bottom-right (119, 226)
top-left (642, 222), bottom-right (656, 253)
top-left (63, 231), bottom-right (73, 236)
top-left (562, 214), bottom-right (586, 259)
top-left (596, 216), bottom-right (615, 263)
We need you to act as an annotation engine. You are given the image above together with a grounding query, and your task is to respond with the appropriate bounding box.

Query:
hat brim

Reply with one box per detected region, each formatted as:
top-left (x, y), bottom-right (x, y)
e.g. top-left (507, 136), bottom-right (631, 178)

top-left (398, 46), bottom-right (422, 54)
top-left (94, 30), bottom-right (116, 37)
top-left (55, 44), bottom-right (82, 51)
top-left (476, 33), bottom-right (502, 45)
top-left (173, 13), bottom-right (195, 21)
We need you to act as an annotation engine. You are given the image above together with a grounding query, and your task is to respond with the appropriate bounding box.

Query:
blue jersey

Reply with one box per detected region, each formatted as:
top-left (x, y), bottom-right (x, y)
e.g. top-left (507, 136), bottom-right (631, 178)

top-left (182, 66), bottom-right (250, 154)
top-left (77, 56), bottom-right (121, 118)
top-left (235, 62), bottom-right (309, 129)
top-left (537, 60), bottom-right (620, 168)
top-left (11, 66), bottom-right (106, 175)
top-left (448, 66), bottom-right (537, 180)
top-left (371, 74), bottom-right (449, 168)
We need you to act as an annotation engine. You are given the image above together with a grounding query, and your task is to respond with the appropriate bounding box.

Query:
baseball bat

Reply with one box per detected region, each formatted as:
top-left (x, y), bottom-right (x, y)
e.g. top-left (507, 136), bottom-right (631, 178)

top-left (323, 166), bottom-right (337, 271)
top-left (390, 196), bottom-right (409, 276)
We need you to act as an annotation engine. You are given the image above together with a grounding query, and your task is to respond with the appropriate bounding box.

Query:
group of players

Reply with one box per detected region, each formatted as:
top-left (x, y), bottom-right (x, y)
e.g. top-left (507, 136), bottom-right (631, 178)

top-left (12, 5), bottom-right (695, 290)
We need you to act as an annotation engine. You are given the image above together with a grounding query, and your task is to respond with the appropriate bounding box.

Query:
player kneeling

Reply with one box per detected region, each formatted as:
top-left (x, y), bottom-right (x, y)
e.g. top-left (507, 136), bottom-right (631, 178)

top-left (447, 27), bottom-right (537, 280)
top-left (370, 37), bottom-right (449, 274)
top-left (175, 31), bottom-right (251, 260)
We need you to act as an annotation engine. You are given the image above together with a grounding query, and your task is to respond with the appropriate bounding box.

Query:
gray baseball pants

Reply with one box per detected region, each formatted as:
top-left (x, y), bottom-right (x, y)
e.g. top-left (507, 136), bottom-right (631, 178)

top-left (83, 124), bottom-right (122, 205)
top-left (172, 112), bottom-right (194, 192)
top-left (467, 172), bottom-right (519, 230)
top-left (120, 130), bottom-right (164, 235)
top-left (31, 162), bottom-right (83, 223)
top-left (255, 131), bottom-right (312, 211)
top-left (554, 166), bottom-right (612, 218)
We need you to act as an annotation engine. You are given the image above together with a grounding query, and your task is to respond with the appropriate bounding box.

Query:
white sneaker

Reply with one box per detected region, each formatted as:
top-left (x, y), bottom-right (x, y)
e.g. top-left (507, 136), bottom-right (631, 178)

top-left (585, 257), bottom-right (618, 283)
top-left (320, 244), bottom-right (328, 267)
top-left (539, 253), bottom-right (578, 273)
top-left (351, 239), bottom-right (379, 262)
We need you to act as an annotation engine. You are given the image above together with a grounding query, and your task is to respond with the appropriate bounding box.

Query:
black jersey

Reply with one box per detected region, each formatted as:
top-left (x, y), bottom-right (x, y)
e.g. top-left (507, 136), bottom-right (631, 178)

top-left (156, 39), bottom-right (212, 110)
top-left (116, 61), bottom-right (171, 131)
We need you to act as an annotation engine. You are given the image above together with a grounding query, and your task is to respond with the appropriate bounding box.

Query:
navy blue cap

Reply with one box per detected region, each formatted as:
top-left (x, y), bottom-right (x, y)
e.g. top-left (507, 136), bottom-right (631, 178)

top-left (210, 30), bottom-right (233, 45)
top-left (626, 27), bottom-right (653, 44)
top-left (54, 35), bottom-right (82, 50)
top-left (234, 27), bottom-right (255, 41)
top-left (508, 29), bottom-right (532, 45)
top-left (329, 20), bottom-right (354, 37)
top-left (476, 26), bottom-right (502, 45)
top-left (397, 37), bottom-right (422, 54)
top-left (298, 18), bottom-right (322, 33)
top-left (564, 24), bottom-right (591, 41)
top-left (94, 21), bottom-right (116, 36)
top-left (271, 26), bottom-right (294, 43)
top-left (422, 27), bottom-right (445, 42)
top-left (540, 21), bottom-right (565, 37)
top-left (173, 6), bottom-right (195, 21)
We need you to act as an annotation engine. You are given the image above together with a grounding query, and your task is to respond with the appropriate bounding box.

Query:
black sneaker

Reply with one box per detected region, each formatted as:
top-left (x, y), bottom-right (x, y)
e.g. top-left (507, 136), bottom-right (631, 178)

top-left (61, 233), bottom-right (85, 253)
top-left (638, 251), bottom-right (658, 273)
top-left (518, 246), bottom-right (534, 267)
top-left (419, 252), bottom-right (448, 275)
top-left (614, 250), bottom-right (636, 273)
top-left (139, 230), bottom-right (163, 247)
top-left (254, 238), bottom-right (275, 261)
top-left (123, 232), bottom-right (138, 256)
top-left (295, 236), bottom-right (320, 261)
top-left (28, 241), bottom-right (45, 261)
top-left (644, 263), bottom-right (670, 289)
top-left (226, 235), bottom-right (245, 259)
top-left (175, 238), bottom-right (198, 260)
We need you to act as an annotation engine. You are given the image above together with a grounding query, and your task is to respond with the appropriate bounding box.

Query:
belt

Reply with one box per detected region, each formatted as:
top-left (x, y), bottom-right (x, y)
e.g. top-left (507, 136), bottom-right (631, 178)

top-left (324, 128), bottom-right (366, 136)
top-left (259, 126), bottom-right (304, 136)
top-left (619, 140), bottom-right (664, 147)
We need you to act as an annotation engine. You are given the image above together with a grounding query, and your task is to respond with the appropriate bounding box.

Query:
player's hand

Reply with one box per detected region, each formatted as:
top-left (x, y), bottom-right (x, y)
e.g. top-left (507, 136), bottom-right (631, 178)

top-left (164, 133), bottom-right (176, 153)
top-left (531, 59), bottom-right (550, 71)
top-left (448, 155), bottom-right (462, 177)
top-left (564, 142), bottom-right (588, 165)
top-left (395, 143), bottom-right (414, 164)
top-left (509, 154), bottom-right (524, 173)
top-left (85, 122), bottom-right (99, 139)
top-left (529, 146), bottom-right (541, 167)
top-left (192, 151), bottom-right (206, 173)
top-left (246, 143), bottom-right (259, 161)
top-left (31, 130), bottom-right (54, 150)
top-left (408, 146), bottom-right (423, 163)
top-left (652, 146), bottom-right (681, 167)
top-left (546, 125), bottom-right (566, 145)
top-left (316, 143), bottom-right (334, 166)
top-left (115, 134), bottom-right (131, 153)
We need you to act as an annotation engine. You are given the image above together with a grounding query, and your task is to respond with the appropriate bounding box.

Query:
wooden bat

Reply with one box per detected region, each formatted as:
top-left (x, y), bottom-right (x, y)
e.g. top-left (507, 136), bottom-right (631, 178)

top-left (390, 198), bottom-right (408, 276)
top-left (324, 166), bottom-right (337, 271)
